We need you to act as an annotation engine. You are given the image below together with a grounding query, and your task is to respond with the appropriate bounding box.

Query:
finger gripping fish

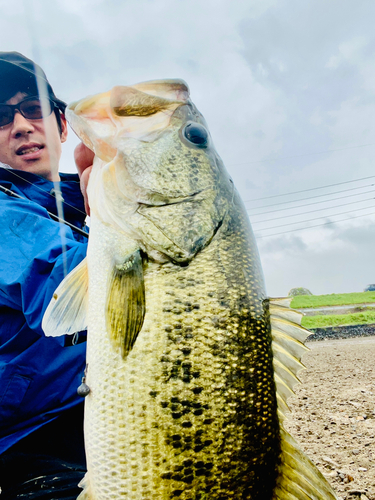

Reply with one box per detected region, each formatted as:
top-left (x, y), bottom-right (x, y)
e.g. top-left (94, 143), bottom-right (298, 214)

top-left (43, 80), bottom-right (337, 499)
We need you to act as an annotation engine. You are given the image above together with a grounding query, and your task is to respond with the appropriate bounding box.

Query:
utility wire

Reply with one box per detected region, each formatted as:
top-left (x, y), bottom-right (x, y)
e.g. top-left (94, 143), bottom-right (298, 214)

top-left (254, 210), bottom-right (375, 239)
top-left (229, 143), bottom-right (375, 168)
top-left (243, 175), bottom-right (375, 203)
top-left (246, 183), bottom-right (375, 211)
top-left (251, 196), bottom-right (375, 224)
top-left (247, 188), bottom-right (375, 216)
top-left (253, 204), bottom-right (375, 232)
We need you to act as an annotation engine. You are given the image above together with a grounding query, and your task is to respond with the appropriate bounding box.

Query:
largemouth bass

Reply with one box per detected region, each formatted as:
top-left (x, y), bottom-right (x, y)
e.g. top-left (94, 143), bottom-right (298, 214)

top-left (43, 80), bottom-right (337, 499)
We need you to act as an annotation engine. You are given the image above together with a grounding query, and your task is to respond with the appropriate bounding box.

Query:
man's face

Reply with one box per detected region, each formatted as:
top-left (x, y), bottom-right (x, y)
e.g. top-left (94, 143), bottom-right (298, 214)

top-left (0, 92), bottom-right (68, 181)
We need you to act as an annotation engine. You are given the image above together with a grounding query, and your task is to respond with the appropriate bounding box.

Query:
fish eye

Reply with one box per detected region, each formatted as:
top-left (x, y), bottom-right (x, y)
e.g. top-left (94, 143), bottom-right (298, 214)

top-left (183, 123), bottom-right (208, 147)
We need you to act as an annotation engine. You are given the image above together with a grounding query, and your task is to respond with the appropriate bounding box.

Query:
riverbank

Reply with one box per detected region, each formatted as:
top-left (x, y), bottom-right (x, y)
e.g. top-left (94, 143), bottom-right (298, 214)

top-left (308, 324), bottom-right (375, 341)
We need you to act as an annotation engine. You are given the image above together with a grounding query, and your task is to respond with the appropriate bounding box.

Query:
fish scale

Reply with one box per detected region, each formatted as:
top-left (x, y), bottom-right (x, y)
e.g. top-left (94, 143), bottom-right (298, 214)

top-left (43, 79), bottom-right (338, 499)
top-left (80, 197), bottom-right (279, 499)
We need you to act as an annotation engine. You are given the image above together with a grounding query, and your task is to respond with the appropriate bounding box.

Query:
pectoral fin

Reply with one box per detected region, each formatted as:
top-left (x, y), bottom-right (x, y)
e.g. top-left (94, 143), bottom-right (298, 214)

top-left (42, 258), bottom-right (88, 336)
top-left (106, 250), bottom-right (145, 358)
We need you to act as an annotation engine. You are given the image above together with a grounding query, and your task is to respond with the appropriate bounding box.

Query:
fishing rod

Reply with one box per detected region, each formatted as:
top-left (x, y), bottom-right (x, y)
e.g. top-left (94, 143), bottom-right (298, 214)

top-left (0, 184), bottom-right (89, 239)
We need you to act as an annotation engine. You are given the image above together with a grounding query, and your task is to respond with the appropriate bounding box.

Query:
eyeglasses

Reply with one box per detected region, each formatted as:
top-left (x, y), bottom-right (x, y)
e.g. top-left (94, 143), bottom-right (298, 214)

top-left (0, 96), bottom-right (55, 127)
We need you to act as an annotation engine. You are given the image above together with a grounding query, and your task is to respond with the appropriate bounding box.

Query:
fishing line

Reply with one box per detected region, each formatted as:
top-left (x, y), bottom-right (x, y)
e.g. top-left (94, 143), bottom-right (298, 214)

top-left (254, 210), bottom-right (375, 239)
top-left (242, 175), bottom-right (375, 203)
top-left (0, 184), bottom-right (89, 238)
top-left (22, 0), bottom-right (69, 275)
top-left (1, 167), bottom-right (87, 217)
top-left (251, 196), bottom-right (375, 224)
top-left (247, 186), bottom-right (375, 215)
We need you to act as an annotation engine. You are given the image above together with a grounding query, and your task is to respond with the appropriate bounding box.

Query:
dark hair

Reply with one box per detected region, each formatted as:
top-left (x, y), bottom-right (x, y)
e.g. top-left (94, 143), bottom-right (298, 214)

top-left (0, 52), bottom-right (66, 136)
top-left (54, 108), bottom-right (64, 136)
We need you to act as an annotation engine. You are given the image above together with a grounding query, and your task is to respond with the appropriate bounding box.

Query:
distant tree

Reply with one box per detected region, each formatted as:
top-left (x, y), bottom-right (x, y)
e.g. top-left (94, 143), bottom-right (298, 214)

top-left (288, 287), bottom-right (312, 297)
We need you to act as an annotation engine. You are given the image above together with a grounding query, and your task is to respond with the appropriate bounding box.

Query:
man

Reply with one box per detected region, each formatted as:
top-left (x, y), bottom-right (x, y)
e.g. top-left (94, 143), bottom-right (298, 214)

top-left (0, 52), bottom-right (93, 499)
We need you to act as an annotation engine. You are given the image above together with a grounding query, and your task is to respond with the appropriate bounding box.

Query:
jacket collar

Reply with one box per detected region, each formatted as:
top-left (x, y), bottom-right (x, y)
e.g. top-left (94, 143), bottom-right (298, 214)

top-left (0, 167), bottom-right (86, 225)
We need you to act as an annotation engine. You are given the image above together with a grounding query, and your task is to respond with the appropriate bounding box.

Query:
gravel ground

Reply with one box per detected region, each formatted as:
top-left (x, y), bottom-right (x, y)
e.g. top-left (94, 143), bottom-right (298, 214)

top-left (283, 336), bottom-right (375, 500)
top-left (308, 324), bottom-right (375, 341)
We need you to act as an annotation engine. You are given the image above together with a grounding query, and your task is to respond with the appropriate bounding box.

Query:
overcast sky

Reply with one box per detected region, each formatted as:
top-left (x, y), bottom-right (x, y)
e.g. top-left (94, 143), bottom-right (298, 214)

top-left (1, 0), bottom-right (375, 296)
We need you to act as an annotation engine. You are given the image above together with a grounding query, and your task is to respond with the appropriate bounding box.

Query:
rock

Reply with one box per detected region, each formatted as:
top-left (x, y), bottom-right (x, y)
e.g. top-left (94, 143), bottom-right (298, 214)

top-left (358, 467), bottom-right (368, 472)
top-left (344, 473), bottom-right (354, 483)
top-left (352, 449), bottom-right (360, 455)
top-left (288, 287), bottom-right (312, 296)
top-left (322, 456), bottom-right (340, 469)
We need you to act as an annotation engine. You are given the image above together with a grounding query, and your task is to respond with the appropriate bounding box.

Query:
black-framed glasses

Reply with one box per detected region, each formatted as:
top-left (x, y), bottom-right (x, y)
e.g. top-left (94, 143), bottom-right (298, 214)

top-left (0, 96), bottom-right (55, 127)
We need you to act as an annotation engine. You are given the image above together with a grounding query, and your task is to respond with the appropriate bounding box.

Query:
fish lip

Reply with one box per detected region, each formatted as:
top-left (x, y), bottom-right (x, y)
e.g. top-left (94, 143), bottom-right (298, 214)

top-left (137, 188), bottom-right (209, 207)
top-left (16, 142), bottom-right (44, 155)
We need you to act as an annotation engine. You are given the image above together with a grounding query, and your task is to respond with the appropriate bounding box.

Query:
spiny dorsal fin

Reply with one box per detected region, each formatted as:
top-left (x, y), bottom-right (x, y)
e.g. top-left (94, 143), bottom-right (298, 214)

top-left (270, 298), bottom-right (310, 420)
top-left (42, 258), bottom-right (88, 336)
top-left (105, 250), bottom-right (145, 358)
top-left (270, 298), bottom-right (338, 499)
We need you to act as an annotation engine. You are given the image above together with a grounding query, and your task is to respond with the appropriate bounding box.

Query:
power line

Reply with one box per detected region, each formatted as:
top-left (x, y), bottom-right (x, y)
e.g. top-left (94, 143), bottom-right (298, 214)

top-left (246, 183), bottom-right (375, 210)
top-left (251, 196), bottom-right (375, 224)
top-left (254, 210), bottom-right (375, 239)
top-left (253, 204), bottom-right (375, 232)
top-left (243, 175), bottom-right (375, 203)
top-left (228, 143), bottom-right (375, 168)
top-left (247, 188), bottom-right (375, 216)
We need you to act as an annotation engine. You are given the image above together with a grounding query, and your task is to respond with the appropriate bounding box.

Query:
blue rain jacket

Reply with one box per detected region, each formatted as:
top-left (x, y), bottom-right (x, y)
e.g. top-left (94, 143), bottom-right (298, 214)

top-left (0, 167), bottom-right (88, 454)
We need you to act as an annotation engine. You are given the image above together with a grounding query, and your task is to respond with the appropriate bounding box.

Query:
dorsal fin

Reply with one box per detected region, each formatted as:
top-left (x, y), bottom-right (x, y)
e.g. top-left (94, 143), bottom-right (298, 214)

top-left (270, 298), bottom-right (338, 499)
top-left (273, 429), bottom-right (338, 499)
top-left (270, 298), bottom-right (310, 420)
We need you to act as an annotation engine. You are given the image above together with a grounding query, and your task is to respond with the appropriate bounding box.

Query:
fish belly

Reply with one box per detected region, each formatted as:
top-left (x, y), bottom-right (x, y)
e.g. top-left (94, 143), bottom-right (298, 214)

top-left (84, 205), bottom-right (280, 499)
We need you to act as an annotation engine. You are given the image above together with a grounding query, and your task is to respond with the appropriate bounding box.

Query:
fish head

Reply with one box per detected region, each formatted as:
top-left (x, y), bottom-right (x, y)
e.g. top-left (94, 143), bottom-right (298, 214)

top-left (66, 80), bottom-right (233, 263)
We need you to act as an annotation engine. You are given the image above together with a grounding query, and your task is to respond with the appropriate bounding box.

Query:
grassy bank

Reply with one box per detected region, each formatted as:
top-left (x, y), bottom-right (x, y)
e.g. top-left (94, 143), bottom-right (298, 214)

top-left (302, 310), bottom-right (375, 329)
top-left (291, 291), bottom-right (375, 309)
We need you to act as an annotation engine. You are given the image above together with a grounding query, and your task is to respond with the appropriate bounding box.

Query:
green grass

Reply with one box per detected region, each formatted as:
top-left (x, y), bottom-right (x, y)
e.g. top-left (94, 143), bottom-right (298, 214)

top-left (302, 310), bottom-right (375, 329)
top-left (291, 291), bottom-right (375, 309)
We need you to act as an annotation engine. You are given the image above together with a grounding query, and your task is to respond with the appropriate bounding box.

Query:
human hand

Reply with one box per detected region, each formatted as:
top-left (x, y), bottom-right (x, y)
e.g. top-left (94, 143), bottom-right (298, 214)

top-left (74, 143), bottom-right (94, 216)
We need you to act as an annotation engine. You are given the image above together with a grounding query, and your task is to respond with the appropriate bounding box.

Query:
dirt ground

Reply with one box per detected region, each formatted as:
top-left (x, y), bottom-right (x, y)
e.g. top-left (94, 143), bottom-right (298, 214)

top-left (284, 337), bottom-right (375, 500)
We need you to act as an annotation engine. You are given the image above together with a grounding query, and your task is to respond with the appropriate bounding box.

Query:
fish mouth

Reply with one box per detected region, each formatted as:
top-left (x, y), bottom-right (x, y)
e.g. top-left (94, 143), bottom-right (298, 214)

top-left (137, 187), bottom-right (211, 208)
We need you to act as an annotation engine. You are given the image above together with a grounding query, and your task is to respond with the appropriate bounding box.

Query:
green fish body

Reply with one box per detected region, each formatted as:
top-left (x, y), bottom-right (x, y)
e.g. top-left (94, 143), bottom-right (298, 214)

top-left (43, 80), bottom-right (337, 500)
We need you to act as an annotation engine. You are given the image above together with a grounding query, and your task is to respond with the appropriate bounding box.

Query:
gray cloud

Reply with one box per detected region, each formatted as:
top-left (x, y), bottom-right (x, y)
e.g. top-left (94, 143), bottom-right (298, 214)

top-left (0, 0), bottom-right (374, 295)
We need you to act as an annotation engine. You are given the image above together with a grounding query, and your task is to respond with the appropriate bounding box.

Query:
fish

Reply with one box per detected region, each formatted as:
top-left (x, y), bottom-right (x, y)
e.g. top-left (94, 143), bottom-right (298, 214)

top-left (43, 79), bottom-right (338, 500)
